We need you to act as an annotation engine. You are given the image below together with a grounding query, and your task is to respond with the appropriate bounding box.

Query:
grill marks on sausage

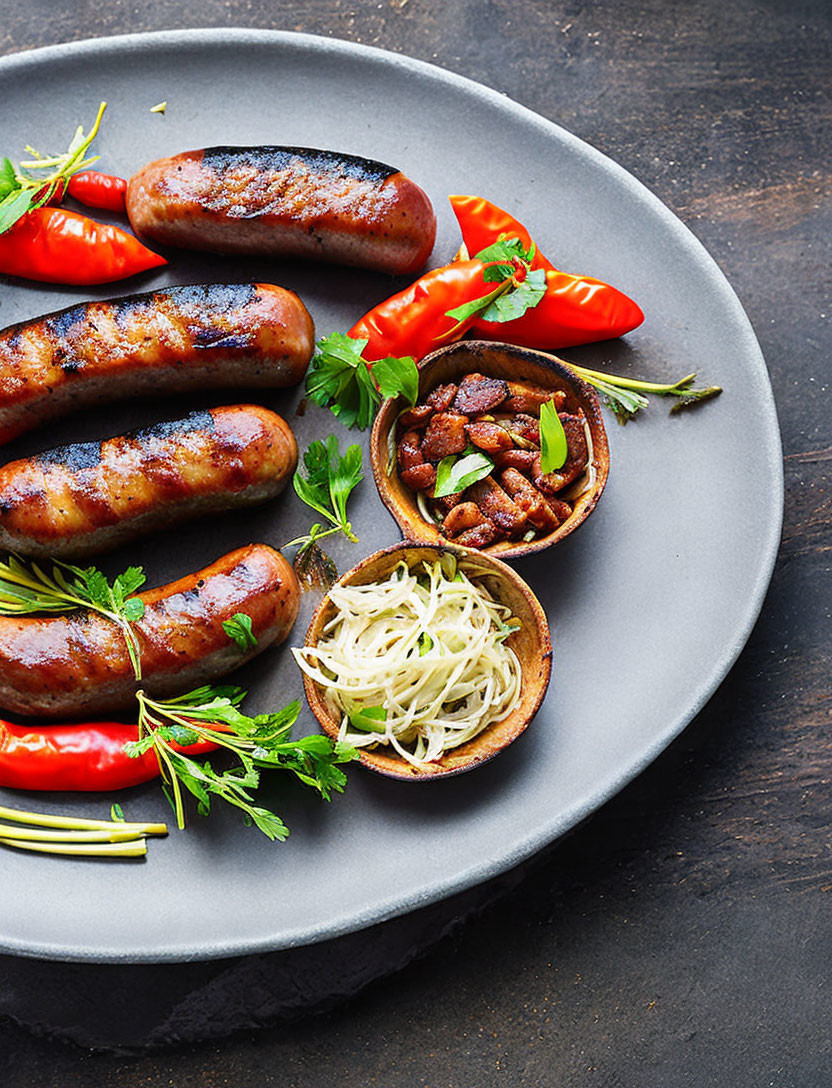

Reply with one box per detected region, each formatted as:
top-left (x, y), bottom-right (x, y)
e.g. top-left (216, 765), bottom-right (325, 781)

top-left (0, 405), bottom-right (297, 558)
top-left (0, 283), bottom-right (313, 445)
top-left (127, 146), bottom-right (437, 274)
top-left (395, 373), bottom-right (589, 548)
top-left (0, 544), bottom-right (301, 719)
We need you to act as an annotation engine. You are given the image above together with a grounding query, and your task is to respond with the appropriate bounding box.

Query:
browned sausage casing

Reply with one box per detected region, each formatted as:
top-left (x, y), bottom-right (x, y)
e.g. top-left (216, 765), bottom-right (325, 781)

top-left (126, 146), bottom-right (437, 275)
top-left (0, 544), bottom-right (300, 719)
top-left (0, 405), bottom-right (298, 559)
top-left (0, 283), bottom-right (314, 445)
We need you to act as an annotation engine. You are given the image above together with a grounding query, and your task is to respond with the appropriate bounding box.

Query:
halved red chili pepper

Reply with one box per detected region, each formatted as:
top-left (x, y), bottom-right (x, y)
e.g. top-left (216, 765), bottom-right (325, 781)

top-left (349, 258), bottom-right (517, 363)
top-left (0, 717), bottom-right (217, 792)
top-left (449, 194), bottom-right (644, 349)
top-left (0, 206), bottom-right (167, 285)
top-left (67, 170), bottom-right (128, 213)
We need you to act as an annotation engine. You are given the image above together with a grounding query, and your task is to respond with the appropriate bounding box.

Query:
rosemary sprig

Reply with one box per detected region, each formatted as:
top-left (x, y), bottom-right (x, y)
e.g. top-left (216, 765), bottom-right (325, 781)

top-left (126, 686), bottom-right (358, 839)
top-left (570, 364), bottom-right (722, 424)
top-left (0, 554), bottom-right (146, 679)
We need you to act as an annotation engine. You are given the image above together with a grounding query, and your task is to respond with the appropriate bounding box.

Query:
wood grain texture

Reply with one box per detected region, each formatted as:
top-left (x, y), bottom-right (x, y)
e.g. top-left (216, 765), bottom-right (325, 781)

top-left (0, 0), bottom-right (830, 1083)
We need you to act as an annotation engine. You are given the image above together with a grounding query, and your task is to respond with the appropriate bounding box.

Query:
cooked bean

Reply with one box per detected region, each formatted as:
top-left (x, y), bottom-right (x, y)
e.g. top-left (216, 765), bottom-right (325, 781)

top-left (420, 412), bottom-right (469, 461)
top-left (400, 462), bottom-right (437, 491)
top-left (396, 404), bottom-right (434, 433)
top-left (426, 383), bottom-right (458, 411)
top-left (397, 429), bottom-right (425, 471)
top-left (468, 477), bottom-right (528, 536)
top-left (464, 420), bottom-right (514, 453)
top-left (501, 468), bottom-right (568, 532)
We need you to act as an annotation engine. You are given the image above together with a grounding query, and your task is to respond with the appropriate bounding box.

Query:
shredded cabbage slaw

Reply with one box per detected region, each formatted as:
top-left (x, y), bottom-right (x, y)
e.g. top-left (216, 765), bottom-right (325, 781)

top-left (293, 557), bottom-right (522, 767)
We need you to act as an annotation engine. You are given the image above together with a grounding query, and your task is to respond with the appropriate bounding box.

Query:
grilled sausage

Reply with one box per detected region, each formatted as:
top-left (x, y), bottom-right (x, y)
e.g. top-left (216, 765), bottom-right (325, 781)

top-left (0, 283), bottom-right (314, 445)
top-left (0, 544), bottom-right (300, 719)
top-left (126, 146), bottom-right (436, 274)
top-left (0, 405), bottom-right (297, 559)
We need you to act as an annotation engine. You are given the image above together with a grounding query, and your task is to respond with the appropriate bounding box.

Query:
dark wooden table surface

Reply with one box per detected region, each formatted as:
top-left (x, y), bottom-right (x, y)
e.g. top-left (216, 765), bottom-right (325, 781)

top-left (1, 1), bottom-right (830, 1084)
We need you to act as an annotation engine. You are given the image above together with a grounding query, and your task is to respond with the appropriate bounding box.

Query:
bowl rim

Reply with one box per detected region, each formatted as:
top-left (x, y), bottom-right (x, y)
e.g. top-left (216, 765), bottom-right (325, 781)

top-left (300, 539), bottom-right (553, 781)
top-left (369, 339), bottom-right (610, 560)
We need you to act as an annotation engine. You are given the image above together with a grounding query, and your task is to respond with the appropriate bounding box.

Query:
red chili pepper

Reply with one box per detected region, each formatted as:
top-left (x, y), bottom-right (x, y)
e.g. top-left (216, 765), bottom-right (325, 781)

top-left (348, 259), bottom-right (509, 362)
top-left (449, 194), bottom-right (644, 349)
top-left (0, 206), bottom-right (167, 285)
top-left (449, 194), bottom-right (552, 270)
top-left (0, 718), bottom-right (217, 792)
top-left (67, 171), bottom-right (128, 213)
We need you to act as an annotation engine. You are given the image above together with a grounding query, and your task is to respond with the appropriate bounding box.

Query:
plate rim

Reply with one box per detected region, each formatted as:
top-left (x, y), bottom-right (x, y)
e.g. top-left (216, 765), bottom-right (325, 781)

top-left (0, 27), bottom-right (784, 963)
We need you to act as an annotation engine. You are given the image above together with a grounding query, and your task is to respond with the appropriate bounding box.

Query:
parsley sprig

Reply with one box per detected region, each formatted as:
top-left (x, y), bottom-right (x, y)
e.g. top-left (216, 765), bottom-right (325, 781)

top-left (127, 686), bottom-right (358, 839)
top-left (0, 554), bottom-right (146, 679)
top-left (0, 102), bottom-right (107, 235)
top-left (306, 333), bottom-right (419, 431)
top-left (287, 437), bottom-right (363, 553)
top-left (444, 238), bottom-right (547, 334)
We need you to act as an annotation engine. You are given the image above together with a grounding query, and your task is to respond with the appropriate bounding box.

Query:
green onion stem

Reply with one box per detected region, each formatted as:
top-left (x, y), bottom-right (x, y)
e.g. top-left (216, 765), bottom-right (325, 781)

top-left (0, 838), bottom-right (148, 858)
top-left (0, 802), bottom-right (167, 836)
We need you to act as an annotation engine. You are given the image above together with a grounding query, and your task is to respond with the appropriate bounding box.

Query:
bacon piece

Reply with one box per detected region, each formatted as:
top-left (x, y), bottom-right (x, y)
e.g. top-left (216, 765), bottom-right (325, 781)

top-left (400, 462), bottom-right (437, 491)
top-left (426, 383), bottom-right (458, 411)
top-left (452, 373), bottom-right (509, 415)
top-left (467, 476), bottom-right (527, 536)
top-left (464, 420), bottom-right (514, 454)
top-left (503, 382), bottom-right (566, 415)
top-left (532, 413), bottom-right (588, 493)
top-left (420, 412), bottom-right (469, 461)
top-left (500, 468), bottom-right (570, 532)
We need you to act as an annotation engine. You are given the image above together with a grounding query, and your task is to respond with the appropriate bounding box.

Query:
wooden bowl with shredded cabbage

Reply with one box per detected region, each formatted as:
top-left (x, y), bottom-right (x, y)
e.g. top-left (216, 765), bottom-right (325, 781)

top-left (370, 340), bottom-right (610, 559)
top-left (295, 542), bottom-right (551, 780)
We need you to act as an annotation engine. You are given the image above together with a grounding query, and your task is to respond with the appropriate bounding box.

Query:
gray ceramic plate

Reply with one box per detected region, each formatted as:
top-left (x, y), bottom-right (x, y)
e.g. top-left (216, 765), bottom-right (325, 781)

top-left (0, 29), bottom-right (782, 963)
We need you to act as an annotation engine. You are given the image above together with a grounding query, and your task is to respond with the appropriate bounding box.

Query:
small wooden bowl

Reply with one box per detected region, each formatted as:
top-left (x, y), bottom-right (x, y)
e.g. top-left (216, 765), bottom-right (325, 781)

top-left (370, 340), bottom-right (610, 559)
top-left (301, 541), bottom-right (552, 781)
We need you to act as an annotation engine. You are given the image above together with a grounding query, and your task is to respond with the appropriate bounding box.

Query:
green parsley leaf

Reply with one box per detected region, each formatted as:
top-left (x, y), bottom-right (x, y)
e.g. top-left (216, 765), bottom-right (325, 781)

top-left (306, 333), bottom-right (379, 430)
top-left (479, 267), bottom-right (547, 323)
top-left (475, 237), bottom-right (535, 276)
top-left (222, 612), bottom-right (258, 651)
top-left (372, 354), bottom-right (419, 406)
top-left (131, 688), bottom-right (359, 836)
top-left (0, 103), bottom-right (109, 237)
top-left (433, 449), bottom-right (495, 498)
top-left (539, 399), bottom-right (568, 472)
top-left (306, 334), bottom-right (418, 431)
top-left (0, 158), bottom-right (17, 201)
top-left (0, 188), bottom-right (34, 234)
top-left (288, 437), bottom-right (363, 559)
